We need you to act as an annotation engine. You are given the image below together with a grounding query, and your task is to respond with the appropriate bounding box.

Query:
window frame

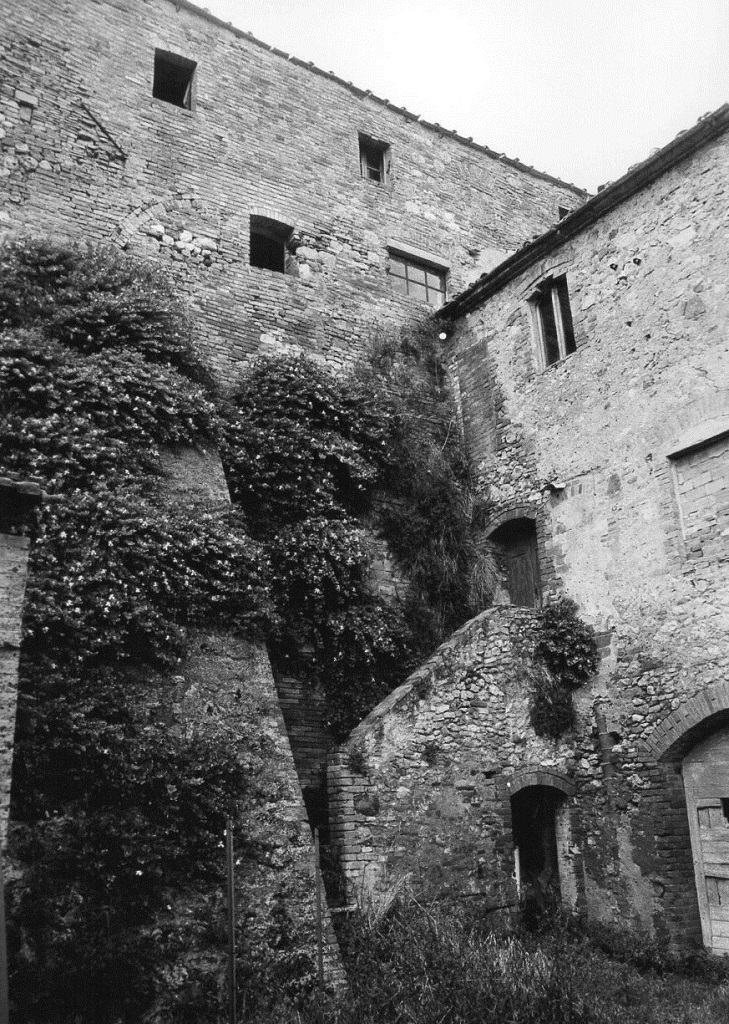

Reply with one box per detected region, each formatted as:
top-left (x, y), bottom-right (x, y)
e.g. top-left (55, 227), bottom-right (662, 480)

top-left (530, 274), bottom-right (576, 368)
top-left (387, 250), bottom-right (447, 307)
top-left (358, 133), bottom-right (391, 184)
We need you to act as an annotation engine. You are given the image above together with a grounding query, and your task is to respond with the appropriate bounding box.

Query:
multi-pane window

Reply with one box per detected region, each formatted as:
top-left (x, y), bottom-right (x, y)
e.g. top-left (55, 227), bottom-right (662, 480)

top-left (532, 275), bottom-right (576, 366)
top-left (388, 254), bottom-right (446, 306)
top-left (359, 134), bottom-right (390, 183)
top-left (153, 50), bottom-right (196, 109)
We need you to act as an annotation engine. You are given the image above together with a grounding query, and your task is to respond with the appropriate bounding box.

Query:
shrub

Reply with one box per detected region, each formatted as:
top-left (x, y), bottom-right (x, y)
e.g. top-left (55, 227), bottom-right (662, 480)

top-left (530, 598), bottom-right (599, 739)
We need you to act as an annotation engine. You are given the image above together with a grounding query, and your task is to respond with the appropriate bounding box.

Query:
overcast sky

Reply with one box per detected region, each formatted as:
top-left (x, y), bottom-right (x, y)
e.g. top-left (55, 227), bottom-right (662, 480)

top-left (200, 0), bottom-right (729, 193)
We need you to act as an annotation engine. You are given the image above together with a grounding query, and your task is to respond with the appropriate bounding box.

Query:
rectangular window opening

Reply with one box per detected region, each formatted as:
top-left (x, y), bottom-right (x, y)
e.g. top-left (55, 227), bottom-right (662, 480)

top-left (532, 274), bottom-right (576, 367)
top-left (153, 50), bottom-right (196, 109)
top-left (388, 251), bottom-right (446, 307)
top-left (359, 134), bottom-right (390, 184)
top-left (250, 215), bottom-right (294, 274)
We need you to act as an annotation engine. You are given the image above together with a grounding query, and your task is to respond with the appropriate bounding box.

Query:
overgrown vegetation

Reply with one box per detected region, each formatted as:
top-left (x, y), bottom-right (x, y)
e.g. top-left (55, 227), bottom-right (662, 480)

top-left (0, 239), bottom-right (279, 1023)
top-left (529, 597), bottom-right (599, 739)
top-left (252, 901), bottom-right (729, 1024)
top-left (2, 239), bottom-right (492, 1020)
top-left (221, 326), bottom-right (492, 736)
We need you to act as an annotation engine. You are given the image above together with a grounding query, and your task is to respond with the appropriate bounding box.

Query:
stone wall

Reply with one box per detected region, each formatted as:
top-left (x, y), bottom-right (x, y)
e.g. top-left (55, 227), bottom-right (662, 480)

top-left (328, 607), bottom-right (596, 919)
top-left (0, 478), bottom-right (42, 847)
top-left (154, 446), bottom-right (344, 983)
top-left (443, 125), bottom-right (729, 945)
top-left (0, 0), bottom-right (585, 387)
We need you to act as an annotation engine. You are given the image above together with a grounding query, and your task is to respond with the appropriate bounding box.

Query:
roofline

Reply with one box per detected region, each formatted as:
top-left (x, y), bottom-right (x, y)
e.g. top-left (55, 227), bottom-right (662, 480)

top-left (168, 0), bottom-right (588, 197)
top-left (440, 103), bottom-right (729, 318)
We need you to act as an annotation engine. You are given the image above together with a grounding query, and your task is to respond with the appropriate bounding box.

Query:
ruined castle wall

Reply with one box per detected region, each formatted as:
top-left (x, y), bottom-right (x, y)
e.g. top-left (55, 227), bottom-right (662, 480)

top-left (0, 0), bottom-right (585, 387)
top-left (328, 607), bottom-right (593, 919)
top-left (448, 128), bottom-right (729, 945)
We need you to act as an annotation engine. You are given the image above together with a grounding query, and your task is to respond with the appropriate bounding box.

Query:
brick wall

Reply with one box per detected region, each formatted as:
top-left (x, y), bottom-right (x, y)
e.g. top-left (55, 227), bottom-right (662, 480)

top-left (444, 126), bottom-right (729, 945)
top-left (0, 0), bottom-right (585, 387)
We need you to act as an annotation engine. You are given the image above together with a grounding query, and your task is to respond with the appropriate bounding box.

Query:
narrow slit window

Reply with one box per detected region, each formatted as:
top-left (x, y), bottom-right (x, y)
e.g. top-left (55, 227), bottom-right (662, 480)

top-left (359, 134), bottom-right (390, 184)
top-left (153, 50), bottom-right (196, 109)
top-left (532, 275), bottom-right (576, 367)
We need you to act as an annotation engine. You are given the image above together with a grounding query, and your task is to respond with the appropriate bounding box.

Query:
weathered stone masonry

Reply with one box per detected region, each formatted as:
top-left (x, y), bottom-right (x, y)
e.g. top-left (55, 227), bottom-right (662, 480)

top-left (329, 607), bottom-right (590, 918)
top-left (4, 0), bottom-right (729, 960)
top-left (435, 109), bottom-right (729, 948)
top-left (0, 0), bottom-right (585, 916)
top-left (0, 0), bottom-right (585, 387)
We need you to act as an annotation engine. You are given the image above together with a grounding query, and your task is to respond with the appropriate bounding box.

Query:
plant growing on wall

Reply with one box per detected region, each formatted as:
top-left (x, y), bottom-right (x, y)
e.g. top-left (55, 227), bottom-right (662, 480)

top-left (221, 326), bottom-right (493, 737)
top-left (2, 239), bottom-right (495, 1019)
top-left (529, 598), bottom-right (599, 739)
top-left (0, 240), bottom-right (285, 1023)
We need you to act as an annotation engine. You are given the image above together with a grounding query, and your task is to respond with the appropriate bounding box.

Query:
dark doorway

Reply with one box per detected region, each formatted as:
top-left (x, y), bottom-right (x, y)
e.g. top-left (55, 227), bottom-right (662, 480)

top-left (511, 785), bottom-right (562, 901)
top-left (490, 517), bottom-right (541, 607)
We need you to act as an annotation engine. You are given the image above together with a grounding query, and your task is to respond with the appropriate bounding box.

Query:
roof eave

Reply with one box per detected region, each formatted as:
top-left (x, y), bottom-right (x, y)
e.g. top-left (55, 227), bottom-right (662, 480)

top-left (441, 103), bottom-right (729, 319)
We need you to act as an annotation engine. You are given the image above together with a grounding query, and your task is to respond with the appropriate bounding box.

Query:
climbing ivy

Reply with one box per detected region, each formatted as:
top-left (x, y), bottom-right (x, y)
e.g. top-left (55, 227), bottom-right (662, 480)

top-left (2, 239), bottom-right (494, 1018)
top-left (1, 240), bottom-right (270, 1023)
top-left (221, 334), bottom-right (492, 736)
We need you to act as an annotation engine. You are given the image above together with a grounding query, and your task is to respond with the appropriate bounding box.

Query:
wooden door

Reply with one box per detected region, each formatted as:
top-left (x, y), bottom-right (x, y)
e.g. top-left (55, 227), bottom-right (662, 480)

top-left (491, 518), bottom-right (542, 608)
top-left (505, 534), bottom-right (540, 608)
top-left (683, 728), bottom-right (729, 955)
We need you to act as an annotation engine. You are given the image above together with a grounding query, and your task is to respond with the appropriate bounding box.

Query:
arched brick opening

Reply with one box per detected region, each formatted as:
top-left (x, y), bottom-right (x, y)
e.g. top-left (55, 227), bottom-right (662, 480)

top-left (486, 508), bottom-right (543, 608)
top-left (646, 683), bottom-right (729, 763)
top-left (484, 503), bottom-right (539, 537)
top-left (505, 769), bottom-right (579, 911)
top-left (506, 768), bottom-right (576, 798)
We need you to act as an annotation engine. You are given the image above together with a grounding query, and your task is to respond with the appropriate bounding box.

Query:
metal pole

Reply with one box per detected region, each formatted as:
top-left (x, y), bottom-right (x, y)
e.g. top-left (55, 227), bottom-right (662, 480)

top-left (226, 818), bottom-right (237, 1024)
top-left (314, 827), bottom-right (324, 994)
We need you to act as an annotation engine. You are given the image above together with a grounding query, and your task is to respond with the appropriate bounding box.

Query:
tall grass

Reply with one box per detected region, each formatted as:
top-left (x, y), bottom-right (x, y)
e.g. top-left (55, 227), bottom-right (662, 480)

top-left (248, 899), bottom-right (729, 1024)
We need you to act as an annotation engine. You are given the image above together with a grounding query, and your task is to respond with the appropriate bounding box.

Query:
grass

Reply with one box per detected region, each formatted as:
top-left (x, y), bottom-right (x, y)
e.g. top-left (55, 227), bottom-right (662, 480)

top-left (244, 898), bottom-right (729, 1024)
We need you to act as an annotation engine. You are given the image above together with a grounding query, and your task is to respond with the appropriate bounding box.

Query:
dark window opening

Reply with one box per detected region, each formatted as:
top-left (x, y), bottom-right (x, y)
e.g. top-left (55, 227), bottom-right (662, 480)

top-left (250, 215), bottom-right (294, 273)
top-left (558, 205), bottom-right (571, 220)
top-left (388, 252), bottom-right (446, 306)
top-left (489, 517), bottom-right (541, 608)
top-left (722, 798), bottom-right (729, 824)
top-left (359, 133), bottom-right (390, 183)
top-left (512, 786), bottom-right (563, 901)
top-left (153, 50), bottom-right (196, 109)
top-left (532, 275), bottom-right (576, 366)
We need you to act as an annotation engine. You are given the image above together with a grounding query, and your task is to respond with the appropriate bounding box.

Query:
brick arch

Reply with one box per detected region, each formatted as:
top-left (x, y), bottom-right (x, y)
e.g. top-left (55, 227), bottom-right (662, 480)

top-left (647, 682), bottom-right (729, 763)
top-left (654, 390), bottom-right (729, 455)
top-left (506, 768), bottom-right (576, 798)
top-left (248, 204), bottom-right (296, 229)
top-left (484, 503), bottom-right (538, 537)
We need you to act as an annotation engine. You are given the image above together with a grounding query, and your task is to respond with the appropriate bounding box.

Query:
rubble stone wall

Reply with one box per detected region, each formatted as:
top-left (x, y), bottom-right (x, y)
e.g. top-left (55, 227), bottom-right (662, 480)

top-left (0, 0), bottom-right (585, 387)
top-left (328, 607), bottom-right (593, 920)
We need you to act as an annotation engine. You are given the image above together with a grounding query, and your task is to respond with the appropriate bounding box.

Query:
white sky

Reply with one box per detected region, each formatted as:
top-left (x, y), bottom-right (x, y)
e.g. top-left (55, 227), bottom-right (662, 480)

top-left (199, 0), bottom-right (729, 193)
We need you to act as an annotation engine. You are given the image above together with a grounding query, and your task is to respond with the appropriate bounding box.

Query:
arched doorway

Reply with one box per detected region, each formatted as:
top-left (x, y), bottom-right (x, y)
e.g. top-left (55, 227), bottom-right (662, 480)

top-left (683, 727), bottom-right (729, 955)
top-left (511, 785), bottom-right (565, 904)
top-left (489, 517), bottom-right (541, 608)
